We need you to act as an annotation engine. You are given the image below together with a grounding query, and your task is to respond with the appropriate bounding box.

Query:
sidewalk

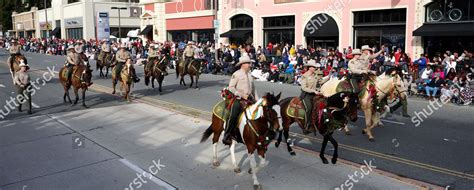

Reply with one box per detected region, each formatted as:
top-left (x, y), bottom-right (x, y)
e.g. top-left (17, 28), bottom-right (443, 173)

top-left (0, 101), bottom-right (429, 190)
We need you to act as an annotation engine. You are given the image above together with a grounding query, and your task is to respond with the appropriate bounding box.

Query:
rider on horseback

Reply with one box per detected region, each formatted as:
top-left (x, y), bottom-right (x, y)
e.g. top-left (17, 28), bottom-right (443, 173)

top-left (222, 55), bottom-right (258, 145)
top-left (114, 44), bottom-right (140, 83)
top-left (8, 39), bottom-right (23, 71)
top-left (183, 41), bottom-right (195, 74)
top-left (99, 39), bottom-right (111, 65)
top-left (65, 45), bottom-right (79, 85)
top-left (300, 60), bottom-right (329, 133)
top-left (348, 45), bottom-right (384, 93)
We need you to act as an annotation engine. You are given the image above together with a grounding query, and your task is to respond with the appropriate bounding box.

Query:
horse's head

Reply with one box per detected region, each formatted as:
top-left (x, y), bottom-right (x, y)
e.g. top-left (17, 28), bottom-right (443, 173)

top-left (15, 55), bottom-right (26, 64)
top-left (261, 92), bottom-right (282, 142)
top-left (82, 66), bottom-right (93, 87)
top-left (326, 92), bottom-right (358, 122)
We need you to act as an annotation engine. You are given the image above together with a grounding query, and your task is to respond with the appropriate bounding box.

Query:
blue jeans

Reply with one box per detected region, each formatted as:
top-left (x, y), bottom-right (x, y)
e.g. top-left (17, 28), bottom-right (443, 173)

top-left (425, 86), bottom-right (439, 97)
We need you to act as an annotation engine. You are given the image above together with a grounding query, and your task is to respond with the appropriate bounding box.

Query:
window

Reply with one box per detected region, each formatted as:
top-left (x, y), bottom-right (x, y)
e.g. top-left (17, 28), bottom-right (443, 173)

top-left (231, 14), bottom-right (252, 29)
top-left (426, 0), bottom-right (473, 22)
top-left (263, 16), bottom-right (295, 29)
top-left (354, 9), bottom-right (406, 25)
top-left (68, 0), bottom-right (80, 4)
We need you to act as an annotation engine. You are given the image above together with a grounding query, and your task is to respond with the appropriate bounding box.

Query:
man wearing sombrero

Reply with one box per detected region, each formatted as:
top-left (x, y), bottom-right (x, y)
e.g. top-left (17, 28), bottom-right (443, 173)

top-left (223, 55), bottom-right (258, 145)
top-left (182, 41), bottom-right (195, 74)
top-left (300, 60), bottom-right (329, 132)
top-left (348, 45), bottom-right (384, 92)
top-left (99, 39), bottom-right (111, 66)
top-left (8, 39), bottom-right (22, 71)
top-left (14, 62), bottom-right (32, 114)
top-left (115, 44), bottom-right (140, 83)
top-left (65, 45), bottom-right (78, 84)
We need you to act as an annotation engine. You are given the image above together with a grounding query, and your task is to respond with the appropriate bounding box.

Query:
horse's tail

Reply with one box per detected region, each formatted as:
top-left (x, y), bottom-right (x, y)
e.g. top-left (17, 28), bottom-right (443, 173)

top-left (200, 125), bottom-right (214, 143)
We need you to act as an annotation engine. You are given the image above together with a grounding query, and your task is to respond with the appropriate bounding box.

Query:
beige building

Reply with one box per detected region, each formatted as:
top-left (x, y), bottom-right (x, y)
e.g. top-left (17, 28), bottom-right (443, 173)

top-left (12, 0), bottom-right (142, 40)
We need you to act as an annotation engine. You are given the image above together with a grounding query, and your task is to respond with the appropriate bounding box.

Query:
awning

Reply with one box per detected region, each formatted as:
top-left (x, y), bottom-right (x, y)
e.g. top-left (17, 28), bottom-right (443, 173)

top-left (139, 25), bottom-right (153, 35)
top-left (220, 29), bottom-right (252, 38)
top-left (50, 27), bottom-right (60, 36)
top-left (127, 29), bottom-right (140, 38)
top-left (413, 22), bottom-right (474, 36)
top-left (304, 14), bottom-right (339, 37)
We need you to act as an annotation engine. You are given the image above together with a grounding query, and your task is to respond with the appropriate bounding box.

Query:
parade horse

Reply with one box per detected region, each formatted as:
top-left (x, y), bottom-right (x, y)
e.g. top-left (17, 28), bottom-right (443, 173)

top-left (277, 89), bottom-right (359, 162)
top-left (7, 54), bottom-right (28, 84)
top-left (144, 56), bottom-right (168, 93)
top-left (59, 59), bottom-right (93, 107)
top-left (96, 52), bottom-right (114, 78)
top-left (200, 92), bottom-right (281, 190)
top-left (112, 59), bottom-right (135, 102)
top-left (176, 57), bottom-right (204, 89)
top-left (341, 68), bottom-right (408, 141)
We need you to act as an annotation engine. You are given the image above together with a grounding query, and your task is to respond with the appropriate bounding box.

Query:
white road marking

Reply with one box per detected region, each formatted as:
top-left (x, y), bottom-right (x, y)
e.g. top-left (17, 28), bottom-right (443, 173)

top-left (357, 115), bottom-right (406, 125)
top-left (119, 159), bottom-right (176, 190)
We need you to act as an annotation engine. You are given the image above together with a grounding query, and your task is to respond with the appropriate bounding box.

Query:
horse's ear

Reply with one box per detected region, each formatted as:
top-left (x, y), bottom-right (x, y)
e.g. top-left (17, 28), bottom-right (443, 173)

top-left (276, 92), bottom-right (281, 100)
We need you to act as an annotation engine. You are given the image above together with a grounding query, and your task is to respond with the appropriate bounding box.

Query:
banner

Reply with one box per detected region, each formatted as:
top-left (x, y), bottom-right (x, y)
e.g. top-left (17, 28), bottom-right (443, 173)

top-left (96, 12), bottom-right (110, 40)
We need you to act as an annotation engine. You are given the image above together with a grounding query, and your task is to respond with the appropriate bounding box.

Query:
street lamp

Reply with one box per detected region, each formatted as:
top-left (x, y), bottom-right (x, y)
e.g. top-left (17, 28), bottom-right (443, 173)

top-left (111, 7), bottom-right (127, 42)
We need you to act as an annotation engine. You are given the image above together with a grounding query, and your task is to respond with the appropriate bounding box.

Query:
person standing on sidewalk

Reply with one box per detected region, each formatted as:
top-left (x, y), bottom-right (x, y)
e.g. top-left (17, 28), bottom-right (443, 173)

top-left (14, 63), bottom-right (32, 114)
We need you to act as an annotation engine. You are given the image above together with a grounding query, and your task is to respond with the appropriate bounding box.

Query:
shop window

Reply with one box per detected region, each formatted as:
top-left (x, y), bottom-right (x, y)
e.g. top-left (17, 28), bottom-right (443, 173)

top-left (426, 0), bottom-right (473, 22)
top-left (231, 14), bottom-right (253, 29)
top-left (354, 8), bottom-right (406, 25)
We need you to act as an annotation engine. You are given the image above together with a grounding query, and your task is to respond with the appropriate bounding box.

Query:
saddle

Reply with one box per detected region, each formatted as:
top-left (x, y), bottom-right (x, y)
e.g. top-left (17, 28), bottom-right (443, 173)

top-left (287, 98), bottom-right (305, 120)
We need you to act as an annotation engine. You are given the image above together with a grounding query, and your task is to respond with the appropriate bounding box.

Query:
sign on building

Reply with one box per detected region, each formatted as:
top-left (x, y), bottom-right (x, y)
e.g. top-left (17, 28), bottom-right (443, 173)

top-left (96, 12), bottom-right (110, 40)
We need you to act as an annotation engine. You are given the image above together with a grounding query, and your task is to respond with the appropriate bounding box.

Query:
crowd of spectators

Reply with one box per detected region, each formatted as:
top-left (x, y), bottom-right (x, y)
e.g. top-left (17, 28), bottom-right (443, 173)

top-left (2, 37), bottom-right (472, 105)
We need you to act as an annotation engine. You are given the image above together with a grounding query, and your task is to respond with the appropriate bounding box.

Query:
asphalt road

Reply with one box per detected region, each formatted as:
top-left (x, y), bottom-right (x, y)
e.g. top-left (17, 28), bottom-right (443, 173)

top-left (1, 50), bottom-right (473, 189)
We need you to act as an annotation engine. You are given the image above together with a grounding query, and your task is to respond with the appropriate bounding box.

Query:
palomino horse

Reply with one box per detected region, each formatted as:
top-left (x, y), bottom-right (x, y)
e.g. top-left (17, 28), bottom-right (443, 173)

top-left (200, 92), bottom-right (281, 190)
top-left (59, 61), bottom-right (93, 107)
top-left (176, 58), bottom-right (204, 89)
top-left (96, 52), bottom-right (114, 78)
top-left (112, 59), bottom-right (135, 102)
top-left (8, 54), bottom-right (28, 83)
top-left (144, 56), bottom-right (168, 93)
top-left (347, 68), bottom-right (408, 141)
top-left (277, 91), bottom-right (359, 162)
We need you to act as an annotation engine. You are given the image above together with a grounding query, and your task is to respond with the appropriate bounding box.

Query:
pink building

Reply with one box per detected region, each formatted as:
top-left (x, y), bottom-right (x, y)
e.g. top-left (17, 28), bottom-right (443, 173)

top-left (218, 0), bottom-right (474, 57)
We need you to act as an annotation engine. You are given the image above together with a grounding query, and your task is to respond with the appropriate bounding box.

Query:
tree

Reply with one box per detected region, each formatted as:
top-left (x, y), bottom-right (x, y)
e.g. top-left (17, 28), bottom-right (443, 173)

top-left (0, 0), bottom-right (51, 32)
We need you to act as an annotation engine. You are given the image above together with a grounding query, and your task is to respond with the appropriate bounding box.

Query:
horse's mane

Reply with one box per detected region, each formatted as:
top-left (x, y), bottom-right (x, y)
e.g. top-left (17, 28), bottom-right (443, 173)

top-left (264, 92), bottom-right (280, 107)
top-left (384, 67), bottom-right (402, 78)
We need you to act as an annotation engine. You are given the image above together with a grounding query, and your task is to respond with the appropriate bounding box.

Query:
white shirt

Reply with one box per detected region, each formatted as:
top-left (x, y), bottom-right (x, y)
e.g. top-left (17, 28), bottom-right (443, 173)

top-left (421, 69), bottom-right (433, 80)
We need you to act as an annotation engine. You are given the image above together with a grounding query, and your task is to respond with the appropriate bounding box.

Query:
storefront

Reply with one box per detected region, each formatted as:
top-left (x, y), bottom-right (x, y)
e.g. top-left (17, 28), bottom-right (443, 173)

top-left (220, 14), bottom-right (253, 45)
top-left (263, 16), bottom-right (295, 46)
top-left (166, 16), bottom-right (215, 43)
top-left (64, 17), bottom-right (83, 39)
top-left (353, 8), bottom-right (407, 50)
top-left (304, 13), bottom-right (339, 50)
top-left (168, 29), bottom-right (214, 43)
top-left (413, 0), bottom-right (474, 56)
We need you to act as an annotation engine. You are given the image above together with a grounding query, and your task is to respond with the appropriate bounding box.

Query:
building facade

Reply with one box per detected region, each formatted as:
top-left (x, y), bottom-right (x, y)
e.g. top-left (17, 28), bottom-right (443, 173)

top-left (12, 0), bottom-right (142, 40)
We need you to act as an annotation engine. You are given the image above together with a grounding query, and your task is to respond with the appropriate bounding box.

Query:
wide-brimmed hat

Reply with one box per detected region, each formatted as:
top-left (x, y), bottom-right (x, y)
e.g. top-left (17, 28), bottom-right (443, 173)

top-left (304, 60), bottom-right (318, 68)
top-left (352, 49), bottom-right (362, 55)
top-left (236, 55), bottom-right (255, 66)
top-left (361, 45), bottom-right (372, 51)
top-left (67, 45), bottom-right (75, 51)
top-left (187, 41), bottom-right (194, 45)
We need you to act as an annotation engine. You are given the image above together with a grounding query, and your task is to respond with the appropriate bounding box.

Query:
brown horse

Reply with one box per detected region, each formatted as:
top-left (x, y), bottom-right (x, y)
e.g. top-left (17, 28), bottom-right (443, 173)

top-left (112, 59), bottom-right (134, 102)
top-left (176, 58), bottom-right (203, 89)
top-left (8, 54), bottom-right (28, 83)
top-left (96, 52), bottom-right (114, 78)
top-left (144, 56), bottom-right (168, 93)
top-left (277, 92), bottom-right (359, 164)
top-left (200, 92), bottom-right (281, 190)
top-left (59, 62), bottom-right (93, 107)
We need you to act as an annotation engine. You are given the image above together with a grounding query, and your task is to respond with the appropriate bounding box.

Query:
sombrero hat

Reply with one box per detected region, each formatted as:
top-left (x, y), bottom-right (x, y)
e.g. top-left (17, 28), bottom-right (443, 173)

top-left (352, 49), bottom-right (362, 55)
top-left (304, 60), bottom-right (318, 68)
top-left (361, 45), bottom-right (372, 51)
top-left (236, 55), bottom-right (255, 66)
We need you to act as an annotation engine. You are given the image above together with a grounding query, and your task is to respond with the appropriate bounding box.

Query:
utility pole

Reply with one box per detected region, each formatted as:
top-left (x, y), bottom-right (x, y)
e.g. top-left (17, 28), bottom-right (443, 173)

top-left (44, 0), bottom-right (49, 39)
top-left (111, 7), bottom-right (127, 43)
top-left (213, 0), bottom-right (219, 66)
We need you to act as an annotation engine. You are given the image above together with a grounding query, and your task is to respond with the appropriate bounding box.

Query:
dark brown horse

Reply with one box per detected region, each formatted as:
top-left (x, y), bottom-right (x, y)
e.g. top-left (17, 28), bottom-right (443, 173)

top-left (277, 92), bottom-right (358, 164)
top-left (176, 58), bottom-right (203, 89)
top-left (8, 54), bottom-right (28, 83)
top-left (144, 56), bottom-right (168, 93)
top-left (96, 52), bottom-right (114, 78)
top-left (59, 61), bottom-right (93, 107)
top-left (200, 92), bottom-right (281, 190)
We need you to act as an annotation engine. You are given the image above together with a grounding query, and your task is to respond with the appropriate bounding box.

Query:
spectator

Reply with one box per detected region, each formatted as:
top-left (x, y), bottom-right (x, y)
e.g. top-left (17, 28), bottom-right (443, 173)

top-left (425, 73), bottom-right (444, 100)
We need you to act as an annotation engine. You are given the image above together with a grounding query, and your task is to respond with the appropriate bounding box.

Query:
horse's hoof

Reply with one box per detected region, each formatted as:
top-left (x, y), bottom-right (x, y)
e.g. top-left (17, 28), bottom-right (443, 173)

top-left (234, 167), bottom-right (241, 173)
top-left (331, 157), bottom-right (338, 164)
top-left (82, 105), bottom-right (88, 109)
top-left (362, 130), bottom-right (366, 135)
top-left (112, 91), bottom-right (115, 95)
top-left (320, 157), bottom-right (329, 164)
top-left (275, 142), bottom-right (280, 148)
top-left (345, 131), bottom-right (352, 136)
top-left (290, 151), bottom-right (296, 156)
top-left (302, 130), bottom-right (311, 134)
top-left (212, 161), bottom-right (220, 167)
top-left (248, 168), bottom-right (252, 174)
top-left (369, 138), bottom-right (375, 142)
top-left (253, 184), bottom-right (262, 190)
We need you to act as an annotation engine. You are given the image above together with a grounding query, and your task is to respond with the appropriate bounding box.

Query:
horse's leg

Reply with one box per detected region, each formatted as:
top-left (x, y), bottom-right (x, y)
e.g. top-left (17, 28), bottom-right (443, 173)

top-left (247, 153), bottom-right (261, 190)
top-left (112, 79), bottom-right (117, 94)
top-left (189, 75), bottom-right (194, 88)
top-left (284, 126), bottom-right (295, 156)
top-left (73, 87), bottom-right (79, 105)
top-left (66, 86), bottom-right (73, 104)
top-left (229, 140), bottom-right (241, 173)
top-left (195, 75), bottom-right (199, 89)
top-left (158, 76), bottom-right (163, 93)
top-left (82, 88), bottom-right (87, 108)
top-left (211, 120), bottom-right (223, 167)
top-left (328, 134), bottom-right (338, 164)
top-left (320, 134), bottom-right (329, 164)
top-left (151, 76), bottom-right (155, 89)
top-left (126, 83), bottom-right (131, 102)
